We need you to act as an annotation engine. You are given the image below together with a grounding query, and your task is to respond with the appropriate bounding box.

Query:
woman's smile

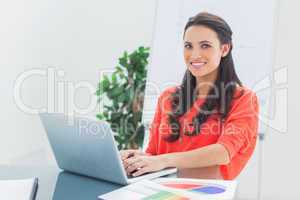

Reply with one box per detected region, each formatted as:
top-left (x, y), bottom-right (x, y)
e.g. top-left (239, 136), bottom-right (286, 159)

top-left (190, 61), bottom-right (207, 69)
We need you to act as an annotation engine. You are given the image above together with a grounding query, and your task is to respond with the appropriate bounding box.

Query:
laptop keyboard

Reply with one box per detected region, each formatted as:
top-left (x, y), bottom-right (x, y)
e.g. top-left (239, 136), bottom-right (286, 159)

top-left (127, 171), bottom-right (150, 179)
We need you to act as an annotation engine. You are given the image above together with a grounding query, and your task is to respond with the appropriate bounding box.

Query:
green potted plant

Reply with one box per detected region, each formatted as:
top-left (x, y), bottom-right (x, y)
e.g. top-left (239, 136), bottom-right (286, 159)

top-left (96, 46), bottom-right (150, 150)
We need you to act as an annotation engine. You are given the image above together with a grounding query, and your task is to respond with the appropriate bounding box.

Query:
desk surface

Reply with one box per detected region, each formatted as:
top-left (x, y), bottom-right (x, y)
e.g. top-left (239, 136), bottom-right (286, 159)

top-left (0, 165), bottom-right (122, 200)
top-left (0, 165), bottom-right (241, 200)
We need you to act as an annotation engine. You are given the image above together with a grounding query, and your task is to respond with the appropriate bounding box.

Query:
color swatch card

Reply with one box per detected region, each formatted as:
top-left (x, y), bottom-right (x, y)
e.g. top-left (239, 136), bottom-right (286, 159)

top-left (153, 178), bottom-right (237, 200)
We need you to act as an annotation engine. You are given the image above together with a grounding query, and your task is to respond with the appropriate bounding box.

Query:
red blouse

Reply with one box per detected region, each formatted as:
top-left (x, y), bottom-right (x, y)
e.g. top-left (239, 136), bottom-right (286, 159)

top-left (145, 86), bottom-right (259, 180)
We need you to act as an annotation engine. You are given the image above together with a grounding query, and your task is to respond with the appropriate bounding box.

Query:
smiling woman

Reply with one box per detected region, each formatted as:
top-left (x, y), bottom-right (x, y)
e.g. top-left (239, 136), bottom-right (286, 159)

top-left (121, 12), bottom-right (259, 180)
top-left (183, 25), bottom-right (230, 89)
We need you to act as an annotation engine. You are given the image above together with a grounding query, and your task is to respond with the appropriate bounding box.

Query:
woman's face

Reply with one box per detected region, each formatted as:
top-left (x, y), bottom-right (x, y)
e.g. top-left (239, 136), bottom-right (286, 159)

top-left (183, 25), bottom-right (230, 82)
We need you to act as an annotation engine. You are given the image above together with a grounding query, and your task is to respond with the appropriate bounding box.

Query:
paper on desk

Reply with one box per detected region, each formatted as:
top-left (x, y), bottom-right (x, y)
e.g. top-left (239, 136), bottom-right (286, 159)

top-left (0, 178), bottom-right (38, 200)
top-left (98, 178), bottom-right (237, 200)
top-left (98, 180), bottom-right (189, 200)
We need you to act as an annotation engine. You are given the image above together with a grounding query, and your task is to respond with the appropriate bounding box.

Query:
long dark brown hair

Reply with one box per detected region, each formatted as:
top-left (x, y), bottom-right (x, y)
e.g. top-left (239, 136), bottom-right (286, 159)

top-left (165, 12), bottom-right (243, 142)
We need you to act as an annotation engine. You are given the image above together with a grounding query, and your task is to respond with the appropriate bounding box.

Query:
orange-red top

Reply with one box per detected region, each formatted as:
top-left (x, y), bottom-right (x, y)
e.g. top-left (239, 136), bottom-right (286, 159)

top-left (145, 86), bottom-right (259, 180)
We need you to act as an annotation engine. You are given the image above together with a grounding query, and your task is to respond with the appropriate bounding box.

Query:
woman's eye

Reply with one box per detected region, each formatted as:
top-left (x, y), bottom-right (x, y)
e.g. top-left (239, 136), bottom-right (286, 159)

top-left (201, 44), bottom-right (210, 49)
top-left (184, 44), bottom-right (192, 49)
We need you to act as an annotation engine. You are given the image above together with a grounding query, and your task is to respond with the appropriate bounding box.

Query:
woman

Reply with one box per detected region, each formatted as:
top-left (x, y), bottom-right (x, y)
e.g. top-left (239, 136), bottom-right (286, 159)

top-left (121, 12), bottom-right (259, 180)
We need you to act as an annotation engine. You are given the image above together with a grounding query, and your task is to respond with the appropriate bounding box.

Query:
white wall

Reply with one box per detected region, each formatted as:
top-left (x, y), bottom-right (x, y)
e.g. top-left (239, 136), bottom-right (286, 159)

top-left (0, 0), bottom-right (156, 165)
top-left (261, 0), bottom-right (300, 199)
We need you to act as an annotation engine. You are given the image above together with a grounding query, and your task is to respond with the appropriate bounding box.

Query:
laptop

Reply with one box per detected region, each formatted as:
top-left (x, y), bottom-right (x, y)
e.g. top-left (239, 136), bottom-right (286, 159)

top-left (39, 113), bottom-right (177, 185)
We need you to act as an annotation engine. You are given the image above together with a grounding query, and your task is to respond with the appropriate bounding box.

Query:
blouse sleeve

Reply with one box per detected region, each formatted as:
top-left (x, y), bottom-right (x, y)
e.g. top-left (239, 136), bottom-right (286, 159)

top-left (217, 89), bottom-right (259, 160)
top-left (145, 96), bottom-right (162, 155)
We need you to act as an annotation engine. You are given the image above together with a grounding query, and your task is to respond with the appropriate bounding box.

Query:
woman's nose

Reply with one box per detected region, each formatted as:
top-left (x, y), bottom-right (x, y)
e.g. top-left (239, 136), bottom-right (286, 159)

top-left (190, 49), bottom-right (202, 59)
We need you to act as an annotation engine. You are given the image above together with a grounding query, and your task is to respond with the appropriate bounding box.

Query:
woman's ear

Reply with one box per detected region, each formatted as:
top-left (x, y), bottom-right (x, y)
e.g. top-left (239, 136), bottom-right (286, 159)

top-left (221, 43), bottom-right (231, 57)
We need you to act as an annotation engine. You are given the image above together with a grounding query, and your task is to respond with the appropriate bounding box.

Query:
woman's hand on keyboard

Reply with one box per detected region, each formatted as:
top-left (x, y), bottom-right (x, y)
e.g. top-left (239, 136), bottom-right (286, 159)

top-left (124, 155), bottom-right (166, 177)
top-left (120, 149), bottom-right (144, 161)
